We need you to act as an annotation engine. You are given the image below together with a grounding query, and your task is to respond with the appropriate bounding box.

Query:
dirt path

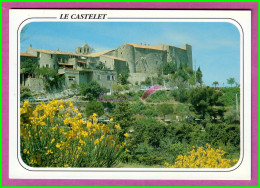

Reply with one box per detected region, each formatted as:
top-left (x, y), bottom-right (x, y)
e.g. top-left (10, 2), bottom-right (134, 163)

top-left (139, 97), bottom-right (180, 105)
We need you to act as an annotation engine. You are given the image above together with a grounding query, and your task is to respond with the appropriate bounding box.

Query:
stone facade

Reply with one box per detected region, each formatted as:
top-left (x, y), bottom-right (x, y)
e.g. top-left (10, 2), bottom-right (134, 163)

top-left (154, 43), bottom-right (192, 68)
top-left (22, 42), bottom-right (193, 91)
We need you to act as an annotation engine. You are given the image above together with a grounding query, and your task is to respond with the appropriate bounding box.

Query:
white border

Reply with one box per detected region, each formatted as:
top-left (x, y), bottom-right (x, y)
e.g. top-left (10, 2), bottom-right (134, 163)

top-left (9, 9), bottom-right (251, 180)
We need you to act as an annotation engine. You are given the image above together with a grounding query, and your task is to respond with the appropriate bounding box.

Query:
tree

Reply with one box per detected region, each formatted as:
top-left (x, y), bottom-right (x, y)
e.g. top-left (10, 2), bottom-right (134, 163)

top-left (188, 75), bottom-right (196, 86)
top-left (111, 101), bottom-right (135, 141)
top-left (189, 87), bottom-right (225, 120)
top-left (85, 101), bottom-right (104, 117)
top-left (144, 77), bottom-right (152, 86)
top-left (79, 81), bottom-right (107, 101)
top-left (227, 77), bottom-right (235, 87)
top-left (212, 81), bottom-right (219, 88)
top-left (196, 67), bottom-right (203, 84)
top-left (177, 69), bottom-right (189, 82)
top-left (21, 58), bottom-right (37, 75)
top-left (161, 61), bottom-right (177, 75)
top-left (157, 104), bottom-right (174, 120)
top-left (35, 67), bottom-right (64, 91)
top-left (118, 69), bottom-right (129, 85)
top-left (111, 83), bottom-right (124, 95)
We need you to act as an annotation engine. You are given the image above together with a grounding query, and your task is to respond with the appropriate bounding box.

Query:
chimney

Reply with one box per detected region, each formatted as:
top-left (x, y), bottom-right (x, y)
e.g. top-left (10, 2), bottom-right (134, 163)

top-left (29, 44), bottom-right (32, 49)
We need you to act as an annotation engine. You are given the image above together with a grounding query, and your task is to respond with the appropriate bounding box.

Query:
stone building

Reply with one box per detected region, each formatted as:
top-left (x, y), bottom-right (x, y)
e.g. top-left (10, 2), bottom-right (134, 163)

top-left (20, 52), bottom-right (45, 91)
top-left (22, 45), bottom-right (120, 91)
top-left (21, 42), bottom-right (192, 91)
top-left (104, 42), bottom-right (193, 84)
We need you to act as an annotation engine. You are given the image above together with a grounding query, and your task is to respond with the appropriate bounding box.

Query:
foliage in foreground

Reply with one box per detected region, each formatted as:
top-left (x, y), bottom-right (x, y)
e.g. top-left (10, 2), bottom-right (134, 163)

top-left (165, 144), bottom-right (238, 168)
top-left (20, 100), bottom-right (127, 167)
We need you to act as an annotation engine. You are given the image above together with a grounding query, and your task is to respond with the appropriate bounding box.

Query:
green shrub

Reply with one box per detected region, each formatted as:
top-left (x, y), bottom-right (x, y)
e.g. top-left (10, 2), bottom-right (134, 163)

top-left (205, 123), bottom-right (240, 148)
top-left (220, 87), bottom-right (240, 106)
top-left (131, 102), bottom-right (146, 114)
top-left (20, 91), bottom-right (32, 101)
top-left (85, 101), bottom-right (104, 117)
top-left (143, 105), bottom-right (159, 117)
top-left (131, 118), bottom-right (166, 148)
top-left (170, 89), bottom-right (189, 103)
top-left (146, 90), bottom-right (169, 103)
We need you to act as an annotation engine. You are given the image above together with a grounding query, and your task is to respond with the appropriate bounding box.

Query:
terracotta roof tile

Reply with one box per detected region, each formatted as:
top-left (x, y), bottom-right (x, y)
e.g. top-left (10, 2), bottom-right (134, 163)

top-left (126, 43), bottom-right (166, 51)
top-left (102, 55), bottom-right (126, 62)
top-left (31, 49), bottom-right (84, 56)
top-left (85, 49), bottom-right (114, 58)
top-left (20, 52), bottom-right (37, 58)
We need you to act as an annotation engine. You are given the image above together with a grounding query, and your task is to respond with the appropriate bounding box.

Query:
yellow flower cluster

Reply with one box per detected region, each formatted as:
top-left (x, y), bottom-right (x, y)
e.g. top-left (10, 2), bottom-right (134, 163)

top-left (165, 144), bottom-right (238, 168)
top-left (20, 99), bottom-right (127, 167)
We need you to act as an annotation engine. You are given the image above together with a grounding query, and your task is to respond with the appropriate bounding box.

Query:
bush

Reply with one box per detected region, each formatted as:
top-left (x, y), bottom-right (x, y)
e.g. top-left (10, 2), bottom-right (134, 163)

top-left (157, 104), bottom-right (174, 119)
top-left (205, 123), bottom-right (240, 148)
top-left (165, 144), bottom-right (238, 168)
top-left (79, 81), bottom-right (107, 101)
top-left (131, 102), bottom-right (146, 114)
top-left (224, 107), bottom-right (240, 124)
top-left (170, 89), bottom-right (189, 103)
top-left (20, 91), bottom-right (32, 101)
top-left (143, 105), bottom-right (159, 117)
top-left (20, 100), bottom-right (126, 167)
top-left (220, 87), bottom-right (240, 106)
top-left (85, 101), bottom-right (104, 117)
top-left (131, 118), bottom-right (166, 148)
top-left (146, 90), bottom-right (169, 103)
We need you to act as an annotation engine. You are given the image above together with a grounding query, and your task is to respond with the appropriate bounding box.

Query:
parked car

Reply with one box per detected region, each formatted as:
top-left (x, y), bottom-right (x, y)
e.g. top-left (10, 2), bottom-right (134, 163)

top-left (23, 97), bottom-right (36, 102)
top-left (35, 97), bottom-right (48, 102)
top-left (185, 116), bottom-right (196, 121)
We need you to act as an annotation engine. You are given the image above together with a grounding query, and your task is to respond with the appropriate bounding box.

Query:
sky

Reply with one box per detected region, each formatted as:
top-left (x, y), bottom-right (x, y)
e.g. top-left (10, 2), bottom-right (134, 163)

top-left (21, 22), bottom-right (240, 86)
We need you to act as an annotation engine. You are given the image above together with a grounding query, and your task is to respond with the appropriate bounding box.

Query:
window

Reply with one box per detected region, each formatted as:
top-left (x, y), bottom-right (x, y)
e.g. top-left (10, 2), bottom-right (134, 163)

top-left (51, 54), bottom-right (53, 59)
top-left (68, 76), bottom-right (75, 81)
top-left (46, 64), bottom-right (49, 68)
top-left (107, 75), bottom-right (110, 80)
top-left (98, 75), bottom-right (101, 80)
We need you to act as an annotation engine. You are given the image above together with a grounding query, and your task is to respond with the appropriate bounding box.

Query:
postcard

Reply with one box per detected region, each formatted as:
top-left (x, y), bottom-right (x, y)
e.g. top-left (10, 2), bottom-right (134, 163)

top-left (2, 2), bottom-right (258, 186)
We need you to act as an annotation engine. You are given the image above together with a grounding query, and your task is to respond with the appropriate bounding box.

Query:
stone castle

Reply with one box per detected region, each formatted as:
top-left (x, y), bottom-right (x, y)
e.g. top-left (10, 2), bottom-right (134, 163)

top-left (20, 42), bottom-right (192, 92)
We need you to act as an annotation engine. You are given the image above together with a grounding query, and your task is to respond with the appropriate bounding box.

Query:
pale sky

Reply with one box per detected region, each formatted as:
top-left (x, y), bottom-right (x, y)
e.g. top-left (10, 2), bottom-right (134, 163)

top-left (21, 22), bottom-right (240, 86)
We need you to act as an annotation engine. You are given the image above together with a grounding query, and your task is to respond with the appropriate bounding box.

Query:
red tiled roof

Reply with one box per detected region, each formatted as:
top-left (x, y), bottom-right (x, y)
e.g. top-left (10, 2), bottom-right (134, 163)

top-left (125, 43), bottom-right (166, 51)
top-left (85, 49), bottom-right (114, 58)
top-left (20, 52), bottom-right (37, 58)
top-left (102, 55), bottom-right (126, 62)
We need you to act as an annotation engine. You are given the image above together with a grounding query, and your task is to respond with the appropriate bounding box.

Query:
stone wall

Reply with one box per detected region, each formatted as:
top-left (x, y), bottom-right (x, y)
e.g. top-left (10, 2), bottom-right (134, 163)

top-left (64, 70), bottom-right (80, 87)
top-left (23, 78), bottom-right (44, 92)
top-left (115, 44), bottom-right (136, 73)
top-left (39, 53), bottom-right (56, 69)
top-left (154, 43), bottom-right (193, 69)
top-left (114, 59), bottom-right (127, 75)
top-left (99, 55), bottom-right (115, 69)
top-left (128, 73), bottom-right (158, 85)
top-left (92, 70), bottom-right (117, 90)
top-left (134, 48), bottom-right (166, 74)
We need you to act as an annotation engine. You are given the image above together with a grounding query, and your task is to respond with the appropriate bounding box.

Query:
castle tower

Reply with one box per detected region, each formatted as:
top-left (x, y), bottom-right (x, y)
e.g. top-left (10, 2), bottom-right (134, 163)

top-left (181, 44), bottom-right (193, 68)
top-left (116, 44), bottom-right (136, 73)
top-left (75, 43), bottom-right (92, 54)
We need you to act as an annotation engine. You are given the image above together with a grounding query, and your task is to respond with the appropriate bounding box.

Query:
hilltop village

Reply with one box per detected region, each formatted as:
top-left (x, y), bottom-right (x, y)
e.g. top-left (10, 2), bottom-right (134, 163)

top-left (20, 42), bottom-right (193, 93)
top-left (20, 42), bottom-right (240, 169)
